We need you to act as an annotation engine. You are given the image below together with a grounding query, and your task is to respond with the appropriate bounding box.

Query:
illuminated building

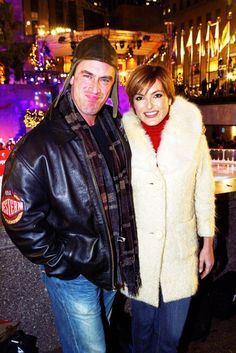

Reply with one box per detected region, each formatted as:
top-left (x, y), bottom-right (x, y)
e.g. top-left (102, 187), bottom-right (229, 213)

top-left (162, 0), bottom-right (236, 87)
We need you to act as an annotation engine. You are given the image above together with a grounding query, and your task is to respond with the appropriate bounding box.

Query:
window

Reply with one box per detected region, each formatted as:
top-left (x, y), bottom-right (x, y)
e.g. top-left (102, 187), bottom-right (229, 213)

top-left (31, 12), bottom-right (38, 21)
top-left (0, 24), bottom-right (4, 42)
top-left (55, 0), bottom-right (64, 26)
top-left (68, 1), bottom-right (77, 30)
top-left (196, 16), bottom-right (202, 25)
top-left (215, 8), bottom-right (221, 19)
top-left (226, 3), bottom-right (232, 14)
top-left (30, 0), bottom-right (38, 12)
top-left (31, 20), bottom-right (38, 35)
top-left (206, 12), bottom-right (211, 22)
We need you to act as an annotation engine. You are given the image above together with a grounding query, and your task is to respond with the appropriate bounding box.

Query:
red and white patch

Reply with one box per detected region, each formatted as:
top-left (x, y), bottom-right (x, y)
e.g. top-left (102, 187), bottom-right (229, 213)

top-left (1, 190), bottom-right (24, 224)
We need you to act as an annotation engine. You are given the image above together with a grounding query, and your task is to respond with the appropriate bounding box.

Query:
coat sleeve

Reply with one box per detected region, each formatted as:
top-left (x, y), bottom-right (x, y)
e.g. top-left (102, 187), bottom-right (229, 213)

top-left (195, 135), bottom-right (215, 237)
top-left (1, 152), bottom-right (80, 278)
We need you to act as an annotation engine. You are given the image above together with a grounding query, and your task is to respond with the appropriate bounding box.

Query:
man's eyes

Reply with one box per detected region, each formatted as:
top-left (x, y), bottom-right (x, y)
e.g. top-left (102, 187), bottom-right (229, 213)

top-left (81, 74), bottom-right (111, 84)
top-left (82, 73), bottom-right (92, 79)
top-left (101, 78), bottom-right (111, 84)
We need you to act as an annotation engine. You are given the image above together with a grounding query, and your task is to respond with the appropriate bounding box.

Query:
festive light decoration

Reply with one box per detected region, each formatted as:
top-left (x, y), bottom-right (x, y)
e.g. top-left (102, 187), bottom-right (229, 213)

top-left (29, 40), bottom-right (56, 72)
top-left (34, 90), bottom-right (52, 109)
top-left (24, 109), bottom-right (45, 129)
top-left (50, 27), bottom-right (71, 35)
top-left (0, 63), bottom-right (5, 84)
top-left (23, 90), bottom-right (52, 128)
top-left (29, 43), bottom-right (40, 67)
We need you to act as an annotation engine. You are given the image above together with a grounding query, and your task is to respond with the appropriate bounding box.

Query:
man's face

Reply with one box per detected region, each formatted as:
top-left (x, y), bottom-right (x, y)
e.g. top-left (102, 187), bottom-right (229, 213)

top-left (70, 60), bottom-right (116, 125)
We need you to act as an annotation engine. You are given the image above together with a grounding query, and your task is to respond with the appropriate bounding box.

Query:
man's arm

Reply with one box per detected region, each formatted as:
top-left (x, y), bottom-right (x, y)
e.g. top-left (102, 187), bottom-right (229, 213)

top-left (1, 153), bottom-right (78, 278)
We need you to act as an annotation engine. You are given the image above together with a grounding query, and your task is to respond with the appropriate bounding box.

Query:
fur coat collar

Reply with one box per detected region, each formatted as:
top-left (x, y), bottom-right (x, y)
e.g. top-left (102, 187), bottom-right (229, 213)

top-left (122, 95), bottom-right (203, 175)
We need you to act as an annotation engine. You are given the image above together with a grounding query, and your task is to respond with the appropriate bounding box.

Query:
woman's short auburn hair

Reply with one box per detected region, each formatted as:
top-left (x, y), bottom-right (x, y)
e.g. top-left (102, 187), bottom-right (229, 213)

top-left (126, 64), bottom-right (175, 108)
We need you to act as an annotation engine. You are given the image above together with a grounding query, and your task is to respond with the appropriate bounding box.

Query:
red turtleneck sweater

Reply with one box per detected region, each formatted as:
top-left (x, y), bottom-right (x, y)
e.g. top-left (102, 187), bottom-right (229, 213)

top-left (141, 115), bottom-right (169, 151)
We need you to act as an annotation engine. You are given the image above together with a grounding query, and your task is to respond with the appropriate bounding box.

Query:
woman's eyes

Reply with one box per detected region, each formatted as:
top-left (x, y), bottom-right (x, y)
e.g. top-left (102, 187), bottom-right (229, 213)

top-left (154, 93), bottom-right (163, 98)
top-left (135, 96), bottom-right (144, 101)
top-left (135, 93), bottom-right (163, 101)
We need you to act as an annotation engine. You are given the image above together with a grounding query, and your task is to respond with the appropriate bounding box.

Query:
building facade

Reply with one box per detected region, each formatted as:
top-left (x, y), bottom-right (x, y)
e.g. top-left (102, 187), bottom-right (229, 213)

top-left (22, 0), bottom-right (108, 35)
top-left (162, 0), bottom-right (236, 90)
top-left (5, 0), bottom-right (236, 91)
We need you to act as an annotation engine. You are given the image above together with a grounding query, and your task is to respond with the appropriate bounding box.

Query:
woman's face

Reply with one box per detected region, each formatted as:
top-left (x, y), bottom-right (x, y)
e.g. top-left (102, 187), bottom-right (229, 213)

top-left (133, 78), bottom-right (171, 126)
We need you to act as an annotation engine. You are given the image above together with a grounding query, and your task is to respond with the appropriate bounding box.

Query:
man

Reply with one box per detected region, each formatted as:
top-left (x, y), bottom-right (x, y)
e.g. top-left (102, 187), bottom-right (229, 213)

top-left (1, 35), bottom-right (140, 353)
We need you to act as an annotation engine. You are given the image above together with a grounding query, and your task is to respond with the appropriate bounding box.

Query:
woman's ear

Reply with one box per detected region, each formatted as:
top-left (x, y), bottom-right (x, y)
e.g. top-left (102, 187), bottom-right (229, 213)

top-left (70, 76), bottom-right (74, 85)
top-left (168, 99), bottom-right (172, 106)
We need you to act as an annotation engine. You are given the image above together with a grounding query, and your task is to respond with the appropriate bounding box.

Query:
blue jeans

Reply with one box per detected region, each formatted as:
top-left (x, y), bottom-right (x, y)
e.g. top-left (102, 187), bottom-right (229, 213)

top-left (131, 293), bottom-right (191, 353)
top-left (41, 272), bottom-right (116, 353)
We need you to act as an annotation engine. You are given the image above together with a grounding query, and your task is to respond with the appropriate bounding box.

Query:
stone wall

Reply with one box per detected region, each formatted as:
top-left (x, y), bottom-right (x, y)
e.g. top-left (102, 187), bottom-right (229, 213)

top-left (199, 103), bottom-right (236, 126)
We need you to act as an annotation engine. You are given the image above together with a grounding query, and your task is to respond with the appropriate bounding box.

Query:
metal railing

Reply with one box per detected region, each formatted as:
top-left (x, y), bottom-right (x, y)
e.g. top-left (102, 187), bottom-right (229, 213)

top-left (210, 149), bottom-right (236, 165)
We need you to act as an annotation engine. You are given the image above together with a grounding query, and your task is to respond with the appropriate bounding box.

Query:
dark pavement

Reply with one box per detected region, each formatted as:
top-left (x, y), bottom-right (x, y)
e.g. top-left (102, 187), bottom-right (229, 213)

top-left (1, 219), bottom-right (235, 353)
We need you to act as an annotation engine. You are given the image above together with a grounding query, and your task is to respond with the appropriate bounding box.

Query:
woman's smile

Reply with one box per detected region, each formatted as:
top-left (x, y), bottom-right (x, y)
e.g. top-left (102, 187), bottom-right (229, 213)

top-left (144, 111), bottom-right (159, 118)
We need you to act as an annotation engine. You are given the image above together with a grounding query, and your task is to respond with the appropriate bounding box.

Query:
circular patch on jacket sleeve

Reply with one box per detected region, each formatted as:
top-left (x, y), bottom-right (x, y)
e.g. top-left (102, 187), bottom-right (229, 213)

top-left (1, 190), bottom-right (24, 224)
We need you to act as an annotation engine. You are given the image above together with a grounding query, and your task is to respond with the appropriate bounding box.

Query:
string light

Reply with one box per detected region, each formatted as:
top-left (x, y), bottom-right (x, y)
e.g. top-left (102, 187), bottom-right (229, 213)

top-left (0, 64), bottom-right (5, 84)
top-left (24, 109), bottom-right (45, 129)
top-left (29, 43), bottom-right (40, 67)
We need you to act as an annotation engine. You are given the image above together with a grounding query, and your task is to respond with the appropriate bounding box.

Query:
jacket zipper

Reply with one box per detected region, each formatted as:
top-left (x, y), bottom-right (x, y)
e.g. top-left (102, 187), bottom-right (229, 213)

top-left (90, 165), bottom-right (116, 289)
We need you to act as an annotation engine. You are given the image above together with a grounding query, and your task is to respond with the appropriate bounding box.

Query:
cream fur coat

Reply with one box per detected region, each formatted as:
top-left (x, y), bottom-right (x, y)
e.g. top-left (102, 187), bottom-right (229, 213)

top-left (122, 96), bottom-right (215, 307)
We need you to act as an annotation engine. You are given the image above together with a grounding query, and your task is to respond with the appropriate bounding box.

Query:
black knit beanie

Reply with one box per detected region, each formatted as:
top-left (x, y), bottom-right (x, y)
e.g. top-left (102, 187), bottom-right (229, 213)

top-left (54, 34), bottom-right (119, 118)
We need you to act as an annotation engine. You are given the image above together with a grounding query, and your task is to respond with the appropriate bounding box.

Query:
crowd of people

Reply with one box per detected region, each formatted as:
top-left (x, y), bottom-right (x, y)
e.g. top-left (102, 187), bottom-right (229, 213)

top-left (1, 35), bottom-right (215, 353)
top-left (209, 134), bottom-right (236, 149)
top-left (0, 138), bottom-right (16, 151)
top-left (175, 75), bottom-right (236, 99)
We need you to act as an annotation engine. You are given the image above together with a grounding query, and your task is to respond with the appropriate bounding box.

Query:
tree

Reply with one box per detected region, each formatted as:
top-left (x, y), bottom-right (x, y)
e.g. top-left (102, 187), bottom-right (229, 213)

top-left (0, 0), bottom-right (30, 82)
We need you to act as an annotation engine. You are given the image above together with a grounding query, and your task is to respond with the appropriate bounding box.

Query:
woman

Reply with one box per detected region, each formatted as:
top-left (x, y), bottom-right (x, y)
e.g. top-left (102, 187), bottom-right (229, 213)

top-left (122, 65), bottom-right (215, 353)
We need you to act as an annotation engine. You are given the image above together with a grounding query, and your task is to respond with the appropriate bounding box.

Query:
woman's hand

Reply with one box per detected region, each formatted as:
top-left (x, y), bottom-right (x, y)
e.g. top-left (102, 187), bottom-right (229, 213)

top-left (199, 237), bottom-right (214, 279)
